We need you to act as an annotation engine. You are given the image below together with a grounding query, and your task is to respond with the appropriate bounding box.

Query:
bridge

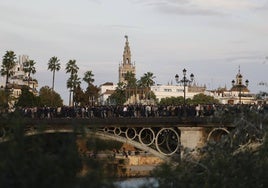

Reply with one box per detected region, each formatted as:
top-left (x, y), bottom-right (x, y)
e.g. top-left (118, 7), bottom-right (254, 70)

top-left (0, 117), bottom-right (236, 160)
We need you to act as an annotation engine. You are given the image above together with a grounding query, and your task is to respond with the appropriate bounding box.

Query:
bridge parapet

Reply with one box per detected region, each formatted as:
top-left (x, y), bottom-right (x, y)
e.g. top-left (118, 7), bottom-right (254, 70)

top-left (0, 116), bottom-right (235, 127)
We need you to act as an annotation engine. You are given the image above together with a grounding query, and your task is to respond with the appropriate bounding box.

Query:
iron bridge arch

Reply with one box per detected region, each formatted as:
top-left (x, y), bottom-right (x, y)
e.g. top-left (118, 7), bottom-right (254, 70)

top-left (207, 128), bottom-right (230, 142)
top-left (0, 126), bottom-right (181, 160)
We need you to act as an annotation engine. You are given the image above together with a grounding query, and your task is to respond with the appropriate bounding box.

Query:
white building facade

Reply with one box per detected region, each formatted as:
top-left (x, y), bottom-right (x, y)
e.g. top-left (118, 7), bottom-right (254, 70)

top-left (151, 84), bottom-right (206, 103)
top-left (98, 82), bottom-right (117, 105)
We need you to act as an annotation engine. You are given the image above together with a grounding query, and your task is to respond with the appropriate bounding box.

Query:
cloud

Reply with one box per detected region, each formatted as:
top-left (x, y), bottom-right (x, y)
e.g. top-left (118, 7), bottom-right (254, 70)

top-left (194, 0), bottom-right (265, 10)
top-left (225, 55), bottom-right (262, 63)
top-left (133, 0), bottom-right (267, 16)
top-left (108, 24), bottom-right (141, 29)
top-left (133, 0), bottom-right (222, 16)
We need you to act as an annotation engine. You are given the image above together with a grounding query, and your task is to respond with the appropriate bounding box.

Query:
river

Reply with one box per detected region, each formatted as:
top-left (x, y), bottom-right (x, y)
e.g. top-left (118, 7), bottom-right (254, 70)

top-left (114, 177), bottom-right (159, 188)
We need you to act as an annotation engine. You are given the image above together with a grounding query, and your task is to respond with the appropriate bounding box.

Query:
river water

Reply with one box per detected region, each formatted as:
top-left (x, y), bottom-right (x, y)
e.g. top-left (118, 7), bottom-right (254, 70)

top-left (114, 177), bottom-right (159, 188)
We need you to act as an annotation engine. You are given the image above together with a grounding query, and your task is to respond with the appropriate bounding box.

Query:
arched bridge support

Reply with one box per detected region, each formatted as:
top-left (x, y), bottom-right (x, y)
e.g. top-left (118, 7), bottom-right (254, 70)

top-left (96, 127), bottom-right (181, 159)
top-left (179, 127), bottom-right (206, 150)
top-left (179, 127), bottom-right (232, 150)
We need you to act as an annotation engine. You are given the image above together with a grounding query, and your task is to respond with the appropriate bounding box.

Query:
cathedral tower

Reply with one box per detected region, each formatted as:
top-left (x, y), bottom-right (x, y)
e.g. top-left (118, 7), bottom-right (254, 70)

top-left (119, 35), bottom-right (136, 83)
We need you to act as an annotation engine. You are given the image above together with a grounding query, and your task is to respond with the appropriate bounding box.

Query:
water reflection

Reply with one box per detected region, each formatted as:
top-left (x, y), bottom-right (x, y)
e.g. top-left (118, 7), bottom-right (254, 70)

top-left (114, 177), bottom-right (158, 188)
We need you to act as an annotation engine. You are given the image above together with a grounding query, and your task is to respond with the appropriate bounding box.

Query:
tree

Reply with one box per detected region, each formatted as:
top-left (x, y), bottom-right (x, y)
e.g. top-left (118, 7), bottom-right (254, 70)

top-left (124, 72), bottom-right (137, 103)
top-left (73, 85), bottom-right (85, 106)
top-left (66, 74), bottom-right (81, 106)
top-left (138, 72), bottom-right (156, 102)
top-left (0, 90), bottom-right (9, 112)
top-left (16, 86), bottom-right (40, 107)
top-left (138, 72), bottom-right (155, 88)
top-left (1, 51), bottom-right (17, 90)
top-left (159, 94), bottom-right (219, 105)
top-left (124, 71), bottom-right (136, 87)
top-left (83, 70), bottom-right (95, 88)
top-left (152, 114), bottom-right (268, 188)
top-left (108, 82), bottom-right (126, 105)
top-left (23, 59), bottom-right (36, 87)
top-left (84, 84), bottom-right (100, 106)
top-left (159, 96), bottom-right (184, 105)
top-left (48, 56), bottom-right (60, 91)
top-left (39, 86), bottom-right (63, 107)
top-left (66, 60), bottom-right (79, 106)
top-left (191, 93), bottom-right (219, 105)
top-left (83, 70), bottom-right (99, 106)
top-left (0, 123), bottom-right (82, 187)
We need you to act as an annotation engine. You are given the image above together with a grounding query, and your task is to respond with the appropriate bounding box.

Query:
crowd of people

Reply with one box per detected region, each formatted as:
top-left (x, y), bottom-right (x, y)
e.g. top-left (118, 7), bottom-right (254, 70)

top-left (16, 103), bottom-right (268, 119)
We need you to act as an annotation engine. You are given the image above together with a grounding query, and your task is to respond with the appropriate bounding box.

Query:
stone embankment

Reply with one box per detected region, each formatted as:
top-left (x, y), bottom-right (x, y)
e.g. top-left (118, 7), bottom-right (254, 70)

top-left (115, 155), bottom-right (163, 177)
top-left (77, 138), bottom-right (163, 177)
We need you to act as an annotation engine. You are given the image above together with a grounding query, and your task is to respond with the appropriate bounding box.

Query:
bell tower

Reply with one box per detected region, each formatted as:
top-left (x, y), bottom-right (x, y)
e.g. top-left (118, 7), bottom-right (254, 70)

top-left (119, 35), bottom-right (136, 83)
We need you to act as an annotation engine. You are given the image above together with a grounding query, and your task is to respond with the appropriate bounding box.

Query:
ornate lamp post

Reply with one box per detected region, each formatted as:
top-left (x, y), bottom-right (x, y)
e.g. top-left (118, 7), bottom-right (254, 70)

top-left (175, 68), bottom-right (194, 105)
top-left (232, 77), bottom-right (249, 104)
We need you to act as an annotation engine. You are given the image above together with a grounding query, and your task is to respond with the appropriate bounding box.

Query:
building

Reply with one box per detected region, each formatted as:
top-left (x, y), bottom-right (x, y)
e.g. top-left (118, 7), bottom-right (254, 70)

top-left (100, 36), bottom-right (208, 105)
top-left (118, 35), bottom-right (136, 84)
top-left (206, 68), bottom-right (255, 104)
top-left (151, 83), bottom-right (206, 103)
top-left (99, 35), bottom-right (137, 105)
top-left (98, 82), bottom-right (116, 105)
top-left (0, 55), bottom-right (38, 106)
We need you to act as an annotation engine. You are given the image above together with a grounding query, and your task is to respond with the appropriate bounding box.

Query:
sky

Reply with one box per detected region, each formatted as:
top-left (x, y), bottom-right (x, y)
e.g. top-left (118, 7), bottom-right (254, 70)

top-left (0, 0), bottom-right (268, 104)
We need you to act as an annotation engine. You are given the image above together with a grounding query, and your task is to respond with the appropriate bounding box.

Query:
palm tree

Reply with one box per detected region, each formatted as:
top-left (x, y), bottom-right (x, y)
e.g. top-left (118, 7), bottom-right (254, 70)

top-left (23, 59), bottom-right (36, 88)
top-left (124, 71), bottom-right (136, 103)
top-left (66, 73), bottom-right (81, 106)
top-left (83, 70), bottom-right (95, 87)
top-left (138, 72), bottom-right (156, 101)
top-left (48, 56), bottom-right (60, 91)
top-left (139, 72), bottom-right (155, 87)
top-left (83, 70), bottom-right (96, 105)
top-left (66, 60), bottom-right (79, 106)
top-left (125, 71), bottom-right (136, 87)
top-left (1, 50), bottom-right (17, 90)
top-left (66, 60), bottom-right (79, 75)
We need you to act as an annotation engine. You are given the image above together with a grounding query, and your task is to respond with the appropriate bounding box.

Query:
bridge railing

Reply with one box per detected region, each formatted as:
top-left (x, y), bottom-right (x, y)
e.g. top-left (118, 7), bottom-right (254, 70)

top-left (5, 104), bottom-right (268, 121)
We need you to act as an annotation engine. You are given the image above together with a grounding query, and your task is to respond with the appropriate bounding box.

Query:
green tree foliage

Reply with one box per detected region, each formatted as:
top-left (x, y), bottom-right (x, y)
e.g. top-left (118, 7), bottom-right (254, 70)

top-left (159, 96), bottom-right (185, 105)
top-left (138, 72), bottom-right (155, 88)
top-left (159, 94), bottom-right (219, 105)
top-left (83, 70), bottom-right (95, 87)
top-left (85, 84), bottom-right (100, 106)
top-left (0, 116), bottom-right (117, 187)
top-left (82, 70), bottom-right (99, 106)
top-left (73, 85), bottom-right (85, 106)
top-left (137, 72), bottom-right (156, 102)
top-left (1, 50), bottom-right (17, 89)
top-left (0, 89), bottom-right (9, 111)
top-left (108, 82), bottom-right (126, 105)
top-left (153, 115), bottom-right (268, 188)
top-left (0, 119), bottom-right (82, 187)
top-left (66, 60), bottom-right (80, 106)
top-left (23, 59), bottom-right (36, 87)
top-left (47, 56), bottom-right (61, 91)
top-left (125, 71), bottom-right (136, 87)
top-left (67, 74), bottom-right (81, 106)
top-left (16, 86), bottom-right (40, 107)
top-left (192, 93), bottom-right (219, 105)
top-left (39, 86), bottom-right (63, 107)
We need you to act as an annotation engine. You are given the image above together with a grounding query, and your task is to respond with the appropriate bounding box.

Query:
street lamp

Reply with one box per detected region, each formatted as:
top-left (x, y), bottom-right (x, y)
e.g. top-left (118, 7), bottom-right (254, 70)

top-left (232, 78), bottom-right (249, 104)
top-left (175, 68), bottom-right (194, 105)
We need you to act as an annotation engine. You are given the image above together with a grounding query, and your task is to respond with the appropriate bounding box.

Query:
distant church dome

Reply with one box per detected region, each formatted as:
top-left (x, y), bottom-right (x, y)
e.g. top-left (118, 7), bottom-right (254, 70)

top-left (230, 66), bottom-right (249, 92)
